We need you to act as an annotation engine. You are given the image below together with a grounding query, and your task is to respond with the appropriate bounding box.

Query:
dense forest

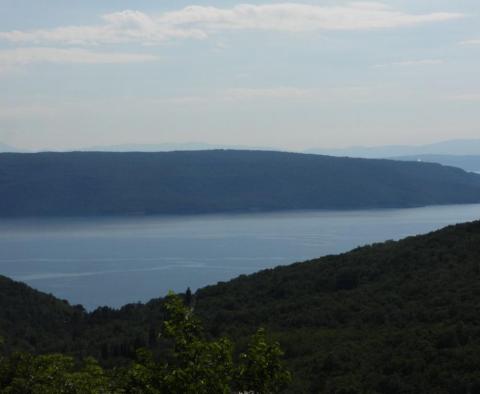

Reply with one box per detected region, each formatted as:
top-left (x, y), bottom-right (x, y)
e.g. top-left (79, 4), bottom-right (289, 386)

top-left (2, 220), bottom-right (480, 392)
top-left (0, 293), bottom-right (291, 393)
top-left (2, 150), bottom-right (480, 216)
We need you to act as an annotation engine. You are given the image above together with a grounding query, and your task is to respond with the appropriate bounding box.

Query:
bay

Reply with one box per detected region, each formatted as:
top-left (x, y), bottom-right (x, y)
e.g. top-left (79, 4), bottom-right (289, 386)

top-left (1, 204), bottom-right (480, 310)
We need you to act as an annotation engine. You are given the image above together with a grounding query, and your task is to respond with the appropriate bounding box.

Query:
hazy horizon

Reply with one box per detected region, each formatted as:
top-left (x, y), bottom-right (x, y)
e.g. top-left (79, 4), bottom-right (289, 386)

top-left (3, 138), bottom-right (480, 156)
top-left (1, 1), bottom-right (479, 151)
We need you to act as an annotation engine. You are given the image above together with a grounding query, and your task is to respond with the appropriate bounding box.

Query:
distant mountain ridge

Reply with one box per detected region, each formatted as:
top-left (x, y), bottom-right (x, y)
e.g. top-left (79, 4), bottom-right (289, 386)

top-left (0, 142), bottom-right (20, 153)
top-left (393, 154), bottom-right (480, 174)
top-left (306, 139), bottom-right (480, 158)
top-left (82, 142), bottom-right (270, 152)
top-left (1, 150), bottom-right (480, 217)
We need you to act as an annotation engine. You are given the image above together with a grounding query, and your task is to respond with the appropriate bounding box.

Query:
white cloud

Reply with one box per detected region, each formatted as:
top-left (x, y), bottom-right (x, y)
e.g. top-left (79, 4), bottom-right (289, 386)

top-left (460, 39), bottom-right (480, 45)
top-left (159, 96), bottom-right (209, 105)
top-left (159, 3), bottom-right (463, 32)
top-left (0, 11), bottom-right (206, 46)
top-left (226, 87), bottom-right (313, 100)
top-left (373, 59), bottom-right (444, 68)
top-left (0, 47), bottom-right (158, 73)
top-left (0, 103), bottom-right (58, 119)
top-left (448, 93), bottom-right (480, 101)
top-left (152, 85), bottom-right (377, 104)
top-left (134, 88), bottom-right (313, 105)
top-left (0, 3), bottom-right (464, 46)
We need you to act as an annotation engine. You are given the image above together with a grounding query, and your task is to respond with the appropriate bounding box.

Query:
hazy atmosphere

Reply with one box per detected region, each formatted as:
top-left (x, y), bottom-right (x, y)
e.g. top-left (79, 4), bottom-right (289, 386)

top-left (1, 0), bottom-right (479, 151)
top-left (4, 2), bottom-right (480, 392)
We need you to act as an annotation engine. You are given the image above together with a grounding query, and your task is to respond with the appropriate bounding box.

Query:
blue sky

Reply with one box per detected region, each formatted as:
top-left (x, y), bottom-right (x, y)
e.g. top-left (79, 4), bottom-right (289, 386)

top-left (0, 0), bottom-right (479, 151)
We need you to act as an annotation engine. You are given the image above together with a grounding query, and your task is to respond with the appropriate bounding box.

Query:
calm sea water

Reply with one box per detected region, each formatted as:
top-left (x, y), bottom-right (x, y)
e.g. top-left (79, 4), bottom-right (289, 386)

top-left (1, 204), bottom-right (480, 310)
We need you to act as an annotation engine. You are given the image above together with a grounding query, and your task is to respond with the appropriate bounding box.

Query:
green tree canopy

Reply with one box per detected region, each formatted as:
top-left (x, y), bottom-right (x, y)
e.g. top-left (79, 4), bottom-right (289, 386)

top-left (0, 294), bottom-right (290, 394)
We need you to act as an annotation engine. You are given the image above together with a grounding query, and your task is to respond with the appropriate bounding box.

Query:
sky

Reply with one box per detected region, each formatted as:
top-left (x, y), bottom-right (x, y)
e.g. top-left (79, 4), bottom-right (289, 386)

top-left (0, 0), bottom-right (479, 151)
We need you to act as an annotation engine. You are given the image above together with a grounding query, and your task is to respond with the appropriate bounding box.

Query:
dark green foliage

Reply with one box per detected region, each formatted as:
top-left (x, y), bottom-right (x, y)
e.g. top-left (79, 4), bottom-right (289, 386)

top-left (0, 275), bottom-right (78, 354)
top-left (3, 221), bottom-right (480, 392)
top-left (185, 287), bottom-right (193, 307)
top-left (0, 353), bottom-right (109, 393)
top-left (2, 150), bottom-right (480, 217)
top-left (0, 295), bottom-right (290, 393)
top-left (194, 220), bottom-right (480, 392)
top-left (158, 293), bottom-right (234, 393)
top-left (237, 328), bottom-right (292, 393)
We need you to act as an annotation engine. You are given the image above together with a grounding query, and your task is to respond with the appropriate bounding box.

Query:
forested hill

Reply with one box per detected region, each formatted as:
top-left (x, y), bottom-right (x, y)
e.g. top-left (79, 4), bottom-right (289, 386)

top-left (0, 275), bottom-right (79, 353)
top-left (2, 221), bottom-right (480, 392)
top-left (2, 150), bottom-right (480, 216)
top-left (195, 220), bottom-right (480, 392)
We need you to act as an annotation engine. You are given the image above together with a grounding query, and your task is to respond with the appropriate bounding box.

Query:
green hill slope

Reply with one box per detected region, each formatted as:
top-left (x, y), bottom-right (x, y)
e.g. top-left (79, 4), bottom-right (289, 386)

top-left (0, 275), bottom-right (79, 353)
top-left (195, 220), bottom-right (480, 392)
top-left (2, 150), bottom-right (480, 216)
top-left (2, 221), bottom-right (480, 392)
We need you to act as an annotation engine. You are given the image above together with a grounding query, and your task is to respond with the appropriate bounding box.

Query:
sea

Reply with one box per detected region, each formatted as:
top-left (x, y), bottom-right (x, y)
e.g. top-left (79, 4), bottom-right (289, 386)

top-left (1, 203), bottom-right (480, 310)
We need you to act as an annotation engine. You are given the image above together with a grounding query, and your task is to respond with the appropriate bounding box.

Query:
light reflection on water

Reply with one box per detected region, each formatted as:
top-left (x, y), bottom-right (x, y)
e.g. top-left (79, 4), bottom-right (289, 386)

top-left (1, 204), bottom-right (480, 310)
